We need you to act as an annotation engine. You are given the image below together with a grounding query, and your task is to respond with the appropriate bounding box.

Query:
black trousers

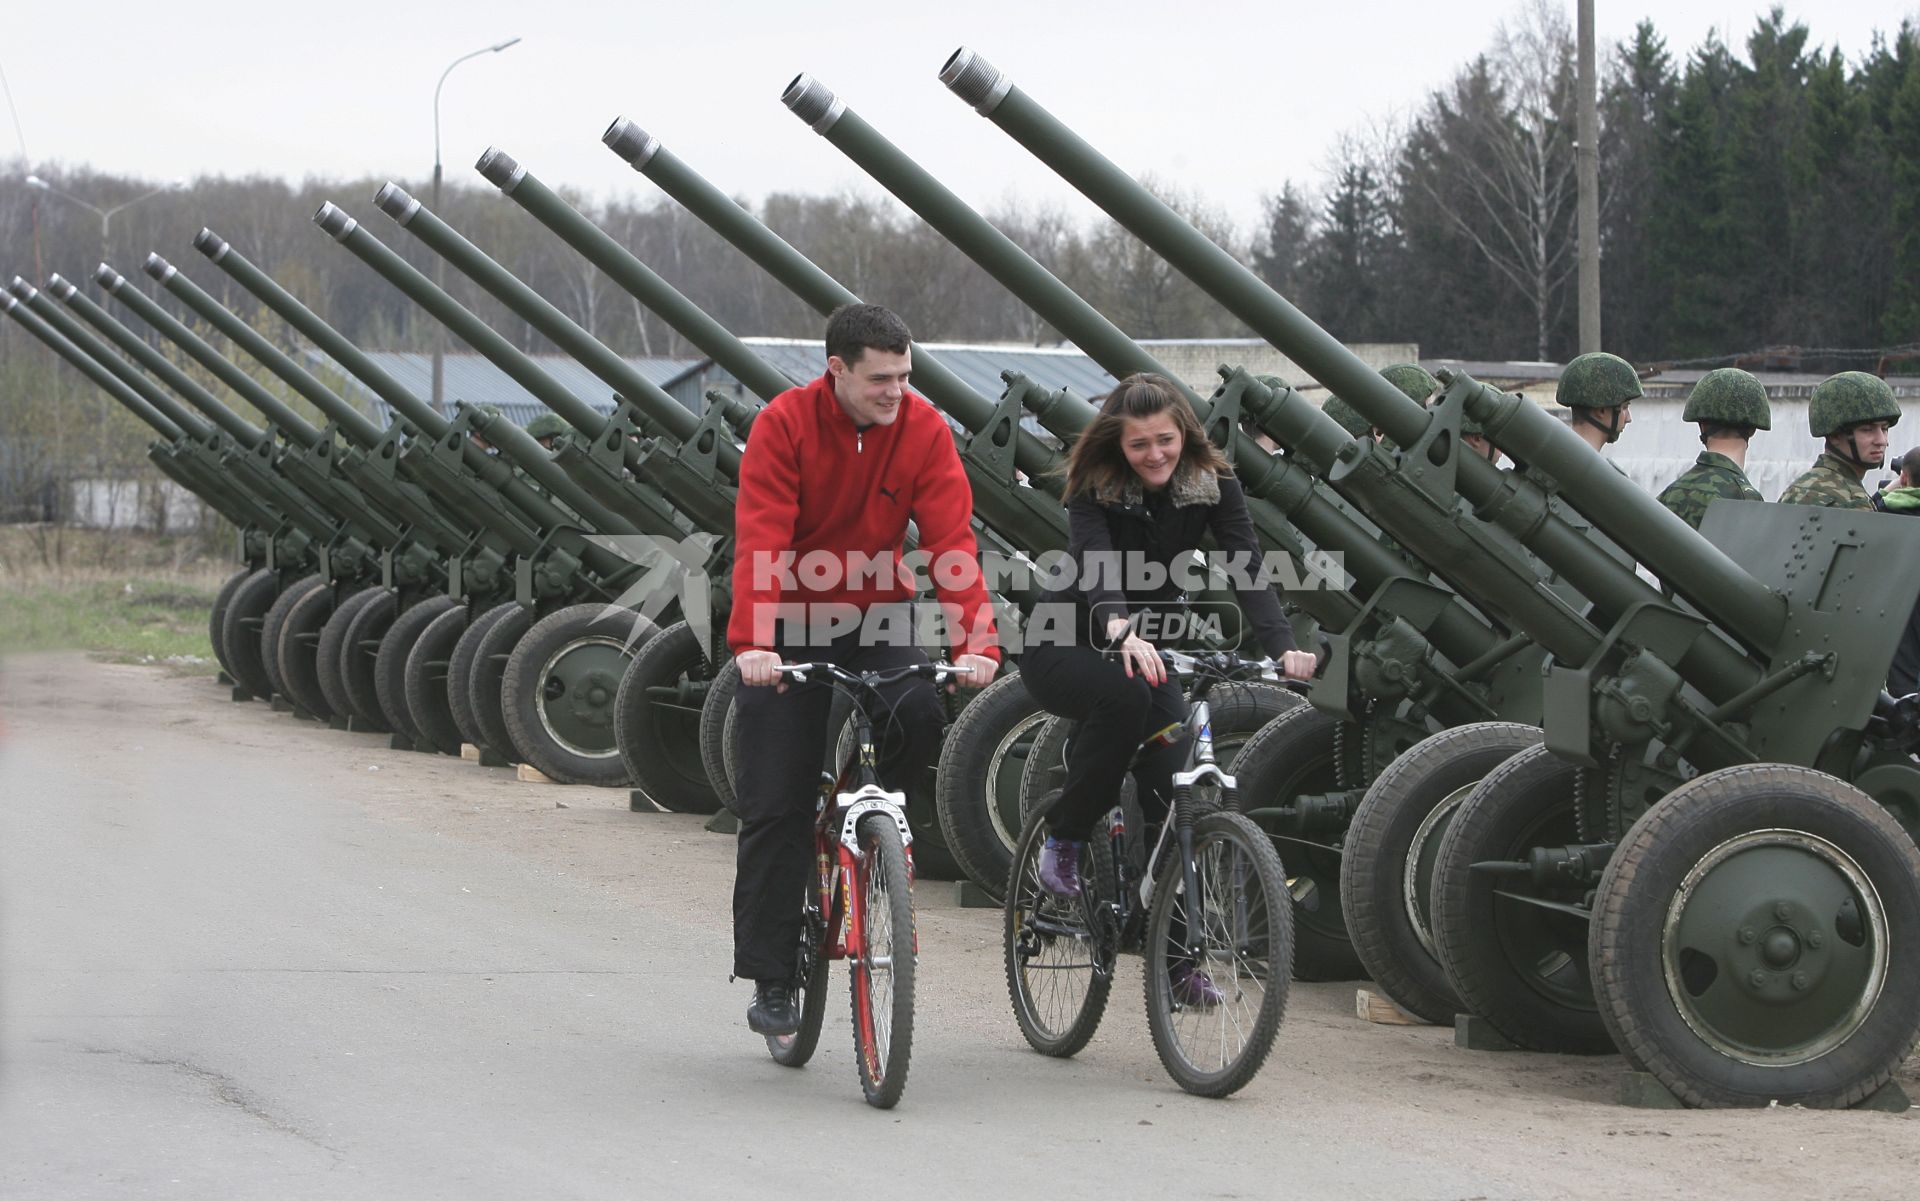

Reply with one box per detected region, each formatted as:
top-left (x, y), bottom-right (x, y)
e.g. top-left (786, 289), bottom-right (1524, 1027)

top-left (1018, 640), bottom-right (1188, 842)
top-left (730, 626), bottom-right (943, 982)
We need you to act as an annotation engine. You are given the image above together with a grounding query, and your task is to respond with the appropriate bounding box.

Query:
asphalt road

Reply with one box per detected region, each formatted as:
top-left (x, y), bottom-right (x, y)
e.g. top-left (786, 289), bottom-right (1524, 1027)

top-left (1, 654), bottom-right (1914, 1200)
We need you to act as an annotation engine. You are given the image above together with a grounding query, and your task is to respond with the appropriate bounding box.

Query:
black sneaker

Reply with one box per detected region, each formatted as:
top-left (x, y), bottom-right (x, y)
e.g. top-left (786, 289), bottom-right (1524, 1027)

top-left (747, 979), bottom-right (800, 1036)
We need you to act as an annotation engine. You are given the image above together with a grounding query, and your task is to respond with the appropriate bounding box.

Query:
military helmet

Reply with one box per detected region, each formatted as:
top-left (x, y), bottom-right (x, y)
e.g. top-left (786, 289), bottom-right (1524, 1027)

top-left (1557, 352), bottom-right (1643, 409)
top-left (1321, 395), bottom-right (1372, 438)
top-left (1808, 371), bottom-right (1900, 437)
top-left (1381, 362), bottom-right (1437, 405)
top-left (525, 412), bottom-right (571, 441)
top-left (1683, 368), bottom-right (1772, 430)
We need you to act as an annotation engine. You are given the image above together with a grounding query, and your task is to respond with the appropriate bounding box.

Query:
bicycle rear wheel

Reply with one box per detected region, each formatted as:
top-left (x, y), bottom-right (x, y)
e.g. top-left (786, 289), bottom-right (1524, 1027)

top-left (850, 813), bottom-right (916, 1108)
top-left (1144, 810), bottom-right (1293, 1097)
top-left (766, 908), bottom-right (831, 1068)
top-left (1004, 805), bottom-right (1114, 1057)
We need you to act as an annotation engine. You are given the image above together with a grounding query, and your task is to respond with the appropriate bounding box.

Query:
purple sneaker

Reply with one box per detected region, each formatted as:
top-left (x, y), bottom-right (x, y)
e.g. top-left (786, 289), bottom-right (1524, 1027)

top-left (1169, 962), bottom-right (1224, 1009)
top-left (1037, 837), bottom-right (1085, 898)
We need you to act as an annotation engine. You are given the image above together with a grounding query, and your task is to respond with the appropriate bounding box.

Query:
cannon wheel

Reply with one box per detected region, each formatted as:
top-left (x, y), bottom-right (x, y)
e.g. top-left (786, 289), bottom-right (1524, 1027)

top-left (700, 659), bottom-right (743, 814)
top-left (615, 622), bottom-right (722, 814)
top-left (1431, 743), bottom-right (1614, 1053)
top-left (469, 604), bottom-right (536, 766)
top-left (502, 604), bottom-right (650, 786)
top-left (933, 672), bottom-right (1045, 899)
top-left (1231, 703), bottom-right (1366, 981)
top-left (404, 605), bottom-right (472, 756)
top-left (1341, 722), bottom-right (1545, 1023)
top-left (338, 590), bottom-right (398, 733)
top-left (316, 588), bottom-right (387, 725)
top-left (207, 567), bottom-right (251, 684)
top-left (374, 597), bottom-right (458, 746)
top-left (448, 602), bottom-right (520, 759)
top-left (1591, 764), bottom-right (1920, 1107)
top-left (276, 581), bottom-right (350, 722)
top-left (220, 569), bottom-right (284, 701)
top-left (259, 575), bottom-right (325, 707)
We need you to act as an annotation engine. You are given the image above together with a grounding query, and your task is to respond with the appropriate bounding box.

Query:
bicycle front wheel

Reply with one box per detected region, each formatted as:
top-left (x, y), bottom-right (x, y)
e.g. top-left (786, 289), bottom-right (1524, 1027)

top-left (850, 813), bottom-right (916, 1108)
top-left (1144, 811), bottom-right (1294, 1097)
top-left (1004, 805), bottom-right (1113, 1057)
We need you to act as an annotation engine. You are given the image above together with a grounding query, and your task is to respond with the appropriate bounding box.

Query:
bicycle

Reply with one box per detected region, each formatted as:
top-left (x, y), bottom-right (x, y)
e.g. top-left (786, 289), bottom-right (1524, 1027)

top-left (761, 659), bottom-right (968, 1109)
top-left (1004, 649), bottom-right (1298, 1097)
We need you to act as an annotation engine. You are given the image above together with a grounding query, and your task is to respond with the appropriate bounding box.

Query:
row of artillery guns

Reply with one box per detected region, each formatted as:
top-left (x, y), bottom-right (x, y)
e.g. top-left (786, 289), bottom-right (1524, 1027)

top-left (10, 46), bottom-right (1920, 1113)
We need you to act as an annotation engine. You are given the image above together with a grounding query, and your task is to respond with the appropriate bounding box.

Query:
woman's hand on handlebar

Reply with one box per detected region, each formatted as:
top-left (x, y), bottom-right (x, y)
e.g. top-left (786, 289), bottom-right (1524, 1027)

top-left (736, 648), bottom-right (787, 691)
top-left (1106, 616), bottom-right (1166, 687)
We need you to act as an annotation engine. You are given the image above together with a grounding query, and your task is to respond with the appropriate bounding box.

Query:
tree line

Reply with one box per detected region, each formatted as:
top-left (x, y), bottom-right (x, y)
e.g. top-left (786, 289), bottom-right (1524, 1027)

top-left (2, 4), bottom-right (1915, 527)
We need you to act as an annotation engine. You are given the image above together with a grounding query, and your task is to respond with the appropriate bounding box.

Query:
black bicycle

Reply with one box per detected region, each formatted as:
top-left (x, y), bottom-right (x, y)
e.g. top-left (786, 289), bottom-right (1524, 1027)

top-left (1003, 649), bottom-right (1297, 1097)
top-left (762, 659), bottom-right (968, 1109)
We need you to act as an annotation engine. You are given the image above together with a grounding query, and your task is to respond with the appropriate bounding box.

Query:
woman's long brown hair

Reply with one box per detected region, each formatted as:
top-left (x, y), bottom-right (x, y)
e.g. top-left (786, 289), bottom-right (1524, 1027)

top-left (1062, 373), bottom-right (1232, 502)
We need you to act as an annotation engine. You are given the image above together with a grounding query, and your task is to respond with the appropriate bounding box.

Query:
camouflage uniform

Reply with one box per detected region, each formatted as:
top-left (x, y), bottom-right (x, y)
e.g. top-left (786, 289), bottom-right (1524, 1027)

top-left (1656, 451), bottom-right (1764, 529)
top-left (1779, 452), bottom-right (1874, 511)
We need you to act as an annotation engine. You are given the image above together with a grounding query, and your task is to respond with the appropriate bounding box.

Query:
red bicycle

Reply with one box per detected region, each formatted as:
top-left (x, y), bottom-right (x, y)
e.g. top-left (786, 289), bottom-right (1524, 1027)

top-left (762, 660), bottom-right (965, 1109)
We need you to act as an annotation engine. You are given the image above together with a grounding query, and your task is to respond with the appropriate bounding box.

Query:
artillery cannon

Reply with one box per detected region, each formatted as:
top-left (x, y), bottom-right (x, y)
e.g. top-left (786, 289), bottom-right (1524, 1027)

top-left (938, 47), bottom-right (1920, 1108)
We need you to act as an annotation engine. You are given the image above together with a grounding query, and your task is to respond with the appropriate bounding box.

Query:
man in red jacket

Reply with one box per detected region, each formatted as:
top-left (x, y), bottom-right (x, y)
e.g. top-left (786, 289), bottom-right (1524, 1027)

top-left (730, 303), bottom-right (1001, 1036)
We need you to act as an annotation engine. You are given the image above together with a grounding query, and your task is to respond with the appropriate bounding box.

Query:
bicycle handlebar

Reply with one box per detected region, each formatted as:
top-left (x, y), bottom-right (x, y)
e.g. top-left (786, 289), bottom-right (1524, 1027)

top-left (774, 661), bottom-right (971, 688)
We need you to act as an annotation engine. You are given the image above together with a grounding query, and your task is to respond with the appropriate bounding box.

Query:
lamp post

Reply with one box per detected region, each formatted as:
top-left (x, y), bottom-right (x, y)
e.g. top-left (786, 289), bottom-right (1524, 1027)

top-left (430, 35), bottom-right (521, 414)
top-left (25, 174), bottom-right (181, 268)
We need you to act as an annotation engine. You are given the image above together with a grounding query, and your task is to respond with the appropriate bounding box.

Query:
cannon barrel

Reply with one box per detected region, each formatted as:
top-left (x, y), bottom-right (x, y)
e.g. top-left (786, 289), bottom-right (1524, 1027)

top-left (478, 147), bottom-right (796, 406)
top-left (4, 290), bottom-right (182, 440)
top-left (19, 276), bottom-right (212, 443)
top-left (94, 263), bottom-right (326, 450)
top-left (195, 232), bottom-right (583, 551)
top-left (371, 180), bottom-right (744, 487)
top-left (145, 253), bottom-right (385, 447)
top-left (938, 47), bottom-right (1786, 659)
top-left (602, 116), bottom-right (1072, 494)
top-left (311, 202), bottom-right (686, 542)
top-left (80, 266), bottom-right (264, 449)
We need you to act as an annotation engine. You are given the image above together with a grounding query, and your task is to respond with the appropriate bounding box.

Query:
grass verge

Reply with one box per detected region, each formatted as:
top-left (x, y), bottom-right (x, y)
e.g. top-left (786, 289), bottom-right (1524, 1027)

top-left (0, 527), bottom-right (234, 666)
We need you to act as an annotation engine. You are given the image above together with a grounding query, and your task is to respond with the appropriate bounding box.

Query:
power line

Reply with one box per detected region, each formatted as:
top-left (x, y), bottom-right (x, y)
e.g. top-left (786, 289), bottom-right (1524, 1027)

top-left (0, 55), bottom-right (28, 165)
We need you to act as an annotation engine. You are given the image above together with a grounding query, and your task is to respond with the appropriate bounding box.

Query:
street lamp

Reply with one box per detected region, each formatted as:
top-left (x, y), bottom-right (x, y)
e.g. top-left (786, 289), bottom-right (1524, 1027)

top-left (26, 174), bottom-right (183, 265)
top-left (430, 35), bottom-right (521, 414)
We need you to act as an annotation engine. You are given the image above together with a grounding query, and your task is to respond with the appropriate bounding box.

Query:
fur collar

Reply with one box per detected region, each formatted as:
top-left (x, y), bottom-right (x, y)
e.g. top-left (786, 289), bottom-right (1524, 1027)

top-left (1092, 461), bottom-right (1223, 509)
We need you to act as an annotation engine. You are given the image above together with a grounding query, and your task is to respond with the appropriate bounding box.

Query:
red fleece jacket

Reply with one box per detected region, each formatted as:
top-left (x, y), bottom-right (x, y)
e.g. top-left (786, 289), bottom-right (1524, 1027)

top-left (727, 373), bottom-right (1001, 662)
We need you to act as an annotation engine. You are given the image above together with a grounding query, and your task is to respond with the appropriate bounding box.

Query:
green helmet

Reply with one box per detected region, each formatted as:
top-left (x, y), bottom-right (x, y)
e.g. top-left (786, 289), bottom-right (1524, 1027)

top-left (525, 412), bottom-right (571, 441)
top-left (1683, 368), bottom-right (1772, 430)
top-left (1557, 352), bottom-right (1643, 409)
top-left (1381, 362), bottom-right (1437, 405)
top-left (1321, 395), bottom-right (1371, 438)
top-left (1808, 371), bottom-right (1900, 437)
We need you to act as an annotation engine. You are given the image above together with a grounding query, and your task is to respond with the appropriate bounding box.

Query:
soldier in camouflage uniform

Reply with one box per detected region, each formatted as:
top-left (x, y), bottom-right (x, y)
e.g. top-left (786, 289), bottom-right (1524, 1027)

top-left (1319, 362), bottom-right (1436, 448)
top-left (1655, 367), bottom-right (1770, 529)
top-left (1779, 372), bottom-right (1900, 511)
top-left (1557, 351), bottom-right (1639, 453)
top-left (526, 411), bottom-right (572, 451)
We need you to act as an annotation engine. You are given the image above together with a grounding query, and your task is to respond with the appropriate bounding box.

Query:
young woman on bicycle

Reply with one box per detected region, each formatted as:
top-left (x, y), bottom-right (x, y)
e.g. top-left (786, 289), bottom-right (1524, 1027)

top-left (1019, 373), bottom-right (1316, 999)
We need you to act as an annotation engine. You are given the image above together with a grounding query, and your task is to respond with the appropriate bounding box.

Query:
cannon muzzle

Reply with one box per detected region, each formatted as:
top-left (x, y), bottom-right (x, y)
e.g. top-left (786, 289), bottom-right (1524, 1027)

top-left (143, 253), bottom-right (177, 283)
top-left (314, 203), bottom-right (357, 240)
top-left (780, 74), bottom-right (844, 132)
top-left (193, 228), bottom-right (229, 261)
top-left (95, 263), bottom-right (124, 292)
top-left (475, 147), bottom-right (524, 191)
top-left (939, 47), bottom-right (1012, 115)
top-left (47, 273), bottom-right (77, 300)
top-left (373, 183), bottom-right (420, 225)
top-left (7, 276), bottom-right (34, 300)
top-left (602, 118), bottom-right (660, 168)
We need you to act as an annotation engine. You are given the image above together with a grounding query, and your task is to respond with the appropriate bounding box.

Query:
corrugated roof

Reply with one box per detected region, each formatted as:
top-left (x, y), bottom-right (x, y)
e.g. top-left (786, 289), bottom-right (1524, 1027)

top-left (668, 337), bottom-right (1120, 406)
top-left (316, 350), bottom-right (700, 430)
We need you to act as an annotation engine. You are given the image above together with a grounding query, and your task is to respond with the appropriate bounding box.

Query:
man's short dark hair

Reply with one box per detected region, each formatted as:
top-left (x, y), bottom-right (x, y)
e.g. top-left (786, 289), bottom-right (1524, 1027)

top-left (1900, 446), bottom-right (1920, 483)
top-left (825, 303), bottom-right (912, 366)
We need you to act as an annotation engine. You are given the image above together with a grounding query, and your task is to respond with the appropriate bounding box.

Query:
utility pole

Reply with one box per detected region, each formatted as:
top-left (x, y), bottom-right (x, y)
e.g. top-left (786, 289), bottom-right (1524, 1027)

top-left (1576, 0), bottom-right (1602, 353)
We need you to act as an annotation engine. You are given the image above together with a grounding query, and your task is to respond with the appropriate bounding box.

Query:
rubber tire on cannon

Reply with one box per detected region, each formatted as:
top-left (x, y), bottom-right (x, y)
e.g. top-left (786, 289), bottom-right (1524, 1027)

top-left (699, 659), bottom-right (743, 814)
top-left (1430, 743), bottom-right (1613, 1054)
top-left (207, 567), bottom-right (252, 688)
top-left (501, 604), bottom-right (650, 786)
top-left (1339, 721), bottom-right (1546, 1022)
top-left (614, 621), bottom-right (724, 814)
top-left (1590, 763), bottom-right (1920, 1108)
top-left (315, 587), bottom-right (388, 728)
top-left (336, 590), bottom-right (399, 735)
top-left (403, 605), bottom-right (473, 756)
top-left (374, 596), bottom-right (459, 748)
top-left (220, 569), bottom-right (288, 703)
top-left (275, 579), bottom-right (354, 722)
top-left (446, 601), bottom-right (522, 762)
top-left (467, 603), bottom-right (537, 764)
top-left (258, 575), bottom-right (326, 709)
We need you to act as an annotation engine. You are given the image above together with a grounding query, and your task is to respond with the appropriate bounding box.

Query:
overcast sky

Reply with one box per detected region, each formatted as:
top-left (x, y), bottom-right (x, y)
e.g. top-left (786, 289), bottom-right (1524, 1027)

top-left (6, 0), bottom-right (1910, 232)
